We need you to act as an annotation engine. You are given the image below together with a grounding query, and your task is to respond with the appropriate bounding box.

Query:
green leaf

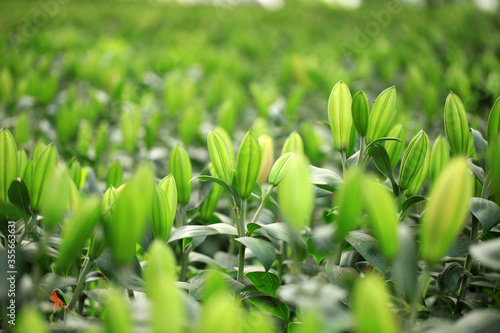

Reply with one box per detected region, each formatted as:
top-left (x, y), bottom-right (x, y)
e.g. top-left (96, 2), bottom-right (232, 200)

top-left (309, 165), bottom-right (343, 193)
top-left (345, 231), bottom-right (389, 274)
top-left (401, 195), bottom-right (427, 215)
top-left (168, 224), bottom-right (238, 243)
top-left (241, 290), bottom-right (290, 322)
top-left (307, 235), bottom-right (331, 265)
top-left (468, 158), bottom-right (485, 184)
top-left (470, 198), bottom-right (500, 235)
top-left (189, 270), bottom-right (244, 300)
top-left (446, 233), bottom-right (473, 257)
top-left (0, 128), bottom-right (18, 205)
top-left (365, 136), bottom-right (402, 149)
top-left (392, 226), bottom-right (418, 300)
top-left (487, 96), bottom-right (500, 143)
top-left (437, 262), bottom-right (472, 295)
top-left (197, 175), bottom-right (241, 209)
top-left (366, 86), bottom-right (397, 144)
top-left (323, 264), bottom-right (357, 304)
top-left (470, 239), bottom-right (500, 270)
top-left (247, 222), bottom-right (307, 251)
top-left (366, 143), bottom-right (399, 194)
top-left (236, 237), bottom-right (276, 272)
top-left (455, 310), bottom-right (500, 333)
top-left (245, 271), bottom-right (281, 297)
top-left (8, 178), bottom-right (31, 218)
top-left (106, 161), bottom-right (123, 188)
top-left (471, 129), bottom-right (488, 171)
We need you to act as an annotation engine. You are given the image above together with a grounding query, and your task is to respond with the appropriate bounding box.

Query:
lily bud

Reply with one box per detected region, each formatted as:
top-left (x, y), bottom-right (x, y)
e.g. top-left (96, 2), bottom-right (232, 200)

top-left (429, 135), bottom-right (450, 182)
top-left (235, 131), bottom-right (261, 199)
top-left (421, 158), bottom-right (473, 264)
top-left (169, 145), bottom-right (192, 205)
top-left (158, 174), bottom-right (178, 223)
top-left (384, 123), bottom-right (406, 170)
top-left (366, 86), bottom-right (397, 143)
top-left (207, 130), bottom-right (234, 185)
top-left (352, 90), bottom-right (369, 137)
top-left (268, 152), bottom-right (294, 186)
top-left (444, 92), bottom-right (469, 156)
top-left (328, 81), bottom-right (353, 151)
top-left (399, 130), bottom-right (430, 195)
top-left (487, 96), bottom-right (500, 143)
top-left (257, 134), bottom-right (274, 185)
top-left (30, 143), bottom-right (58, 211)
top-left (150, 184), bottom-right (175, 242)
top-left (106, 161), bottom-right (123, 188)
top-left (281, 131), bottom-right (304, 155)
top-left (0, 128), bottom-right (17, 204)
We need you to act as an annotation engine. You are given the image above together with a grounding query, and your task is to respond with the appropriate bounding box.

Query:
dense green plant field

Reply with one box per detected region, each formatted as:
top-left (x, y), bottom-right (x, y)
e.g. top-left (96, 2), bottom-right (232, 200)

top-left (1, 0), bottom-right (500, 332)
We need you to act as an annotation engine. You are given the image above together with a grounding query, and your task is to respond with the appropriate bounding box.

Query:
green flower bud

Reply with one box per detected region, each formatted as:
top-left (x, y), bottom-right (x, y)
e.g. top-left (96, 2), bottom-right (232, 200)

top-left (352, 275), bottom-right (399, 333)
top-left (281, 131), bottom-right (304, 155)
top-left (150, 184), bottom-right (175, 242)
top-left (69, 159), bottom-right (82, 189)
top-left (399, 130), bottom-right (430, 194)
top-left (257, 134), bottom-right (274, 185)
top-left (199, 168), bottom-right (223, 221)
top-left (30, 143), bottom-right (58, 211)
top-left (40, 166), bottom-right (71, 230)
top-left (278, 154), bottom-right (314, 229)
top-left (429, 135), bottom-right (450, 182)
top-left (158, 174), bottom-right (178, 219)
top-left (106, 163), bottom-right (154, 266)
top-left (487, 96), bottom-right (500, 143)
top-left (207, 130), bottom-right (234, 185)
top-left (384, 123), bottom-right (406, 170)
top-left (88, 226), bottom-right (106, 260)
top-left (235, 131), bottom-right (261, 199)
top-left (268, 152), bottom-right (294, 186)
top-left (366, 86), bottom-right (397, 143)
top-left (421, 158), bottom-right (473, 264)
top-left (106, 160), bottom-right (123, 188)
top-left (444, 92), bottom-right (469, 156)
top-left (0, 128), bottom-right (17, 205)
top-left (169, 145), bottom-right (192, 205)
top-left (102, 186), bottom-right (119, 216)
top-left (17, 149), bottom-right (28, 178)
top-left (328, 81), bottom-right (353, 151)
top-left (215, 126), bottom-right (235, 165)
top-left (352, 90), bottom-right (369, 137)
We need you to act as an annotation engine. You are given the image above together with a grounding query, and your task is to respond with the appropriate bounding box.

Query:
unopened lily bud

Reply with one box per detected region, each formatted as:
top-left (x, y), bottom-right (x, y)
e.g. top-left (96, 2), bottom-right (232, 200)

top-left (257, 134), bottom-right (274, 185)
top-left (429, 135), bottom-right (450, 182)
top-left (235, 131), bottom-right (261, 199)
top-left (30, 143), bottom-right (58, 211)
top-left (421, 158), bottom-right (473, 264)
top-left (150, 184), bottom-right (175, 242)
top-left (352, 90), bottom-right (369, 137)
top-left (444, 92), bottom-right (469, 156)
top-left (487, 96), bottom-right (500, 143)
top-left (169, 145), bottom-right (192, 205)
top-left (207, 130), bottom-right (234, 185)
top-left (366, 86), bottom-right (397, 143)
top-left (399, 130), bottom-right (430, 195)
top-left (385, 123), bottom-right (406, 170)
top-left (328, 81), bottom-right (353, 151)
top-left (281, 131), bottom-right (304, 155)
top-left (0, 128), bottom-right (17, 204)
top-left (268, 152), bottom-right (294, 186)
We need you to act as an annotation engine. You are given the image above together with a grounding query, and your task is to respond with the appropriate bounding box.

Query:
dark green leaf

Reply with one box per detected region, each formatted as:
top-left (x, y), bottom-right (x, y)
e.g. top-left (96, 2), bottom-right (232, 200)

top-left (345, 231), bottom-right (389, 274)
top-left (241, 290), bottom-right (290, 322)
top-left (309, 166), bottom-right (342, 193)
top-left (236, 237), bottom-right (276, 272)
top-left (245, 271), bottom-right (281, 297)
top-left (366, 143), bottom-right (399, 194)
top-left (446, 233), bottom-right (473, 257)
top-left (470, 198), bottom-right (500, 235)
top-left (468, 158), bottom-right (484, 184)
top-left (401, 195), bottom-right (427, 214)
top-left (470, 239), bottom-right (500, 270)
top-left (455, 310), bottom-right (500, 333)
top-left (197, 175), bottom-right (241, 208)
top-left (8, 178), bottom-right (31, 218)
top-left (189, 271), bottom-right (244, 300)
top-left (168, 224), bottom-right (238, 243)
top-left (365, 137), bottom-right (402, 149)
top-left (437, 262), bottom-right (472, 295)
top-left (471, 129), bottom-right (488, 171)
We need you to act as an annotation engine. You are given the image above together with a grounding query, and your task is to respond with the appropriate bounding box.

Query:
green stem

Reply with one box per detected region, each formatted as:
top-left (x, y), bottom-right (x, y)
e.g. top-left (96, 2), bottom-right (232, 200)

top-left (340, 150), bottom-right (347, 175)
top-left (237, 199), bottom-right (247, 283)
top-left (332, 241), bottom-right (345, 266)
top-left (250, 185), bottom-right (274, 225)
top-left (357, 136), bottom-right (366, 168)
top-left (67, 257), bottom-right (93, 311)
top-left (177, 204), bottom-right (189, 282)
top-left (409, 268), bottom-right (430, 325)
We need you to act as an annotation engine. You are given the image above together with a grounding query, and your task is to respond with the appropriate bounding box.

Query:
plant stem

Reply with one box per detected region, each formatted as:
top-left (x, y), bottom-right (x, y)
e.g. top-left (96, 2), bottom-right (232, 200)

top-left (67, 257), bottom-right (93, 311)
top-left (177, 204), bottom-right (189, 282)
top-left (250, 185), bottom-right (274, 225)
top-left (340, 150), bottom-right (347, 175)
top-left (332, 241), bottom-right (345, 266)
top-left (237, 199), bottom-right (247, 283)
top-left (455, 179), bottom-right (488, 313)
top-left (357, 136), bottom-right (366, 168)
